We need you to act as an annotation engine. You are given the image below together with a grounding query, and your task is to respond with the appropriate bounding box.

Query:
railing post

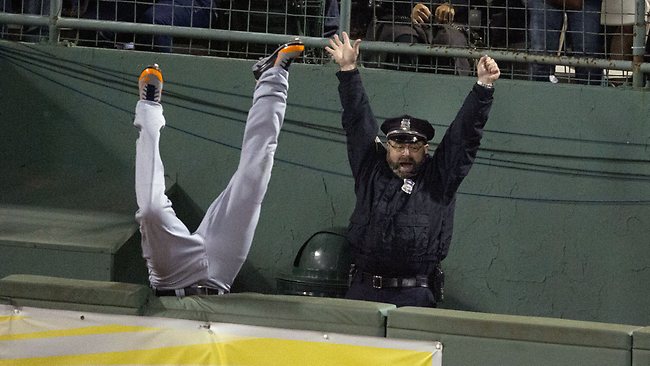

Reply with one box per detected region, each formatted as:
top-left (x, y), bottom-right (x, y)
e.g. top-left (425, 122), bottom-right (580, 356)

top-left (339, 0), bottom-right (351, 35)
top-left (48, 0), bottom-right (61, 44)
top-left (632, 0), bottom-right (646, 87)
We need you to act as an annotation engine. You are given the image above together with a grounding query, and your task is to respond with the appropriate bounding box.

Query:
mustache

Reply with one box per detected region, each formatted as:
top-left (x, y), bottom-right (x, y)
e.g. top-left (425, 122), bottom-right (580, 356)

top-left (398, 157), bottom-right (415, 164)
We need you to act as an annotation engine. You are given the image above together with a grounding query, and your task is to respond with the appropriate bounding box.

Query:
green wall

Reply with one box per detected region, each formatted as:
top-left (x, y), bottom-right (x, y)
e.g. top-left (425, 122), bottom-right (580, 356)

top-left (1, 40), bottom-right (649, 326)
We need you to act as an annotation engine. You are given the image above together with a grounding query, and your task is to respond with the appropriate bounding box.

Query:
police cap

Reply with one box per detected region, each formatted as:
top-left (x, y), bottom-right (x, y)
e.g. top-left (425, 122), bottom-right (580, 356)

top-left (380, 114), bottom-right (435, 143)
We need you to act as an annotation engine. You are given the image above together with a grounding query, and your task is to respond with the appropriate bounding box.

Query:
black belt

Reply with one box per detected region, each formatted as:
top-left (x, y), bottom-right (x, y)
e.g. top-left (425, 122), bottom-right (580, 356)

top-left (153, 285), bottom-right (224, 297)
top-left (360, 272), bottom-right (429, 289)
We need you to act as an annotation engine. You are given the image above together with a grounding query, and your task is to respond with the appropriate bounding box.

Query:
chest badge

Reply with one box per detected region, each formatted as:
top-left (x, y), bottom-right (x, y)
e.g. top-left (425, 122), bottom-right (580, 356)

top-left (401, 179), bottom-right (415, 194)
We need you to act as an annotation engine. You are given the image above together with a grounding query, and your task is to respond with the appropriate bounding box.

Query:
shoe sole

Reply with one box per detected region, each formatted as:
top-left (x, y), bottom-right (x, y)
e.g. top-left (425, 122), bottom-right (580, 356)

top-left (139, 67), bottom-right (163, 102)
top-left (139, 68), bottom-right (163, 84)
top-left (275, 44), bottom-right (305, 69)
top-left (279, 44), bottom-right (305, 56)
top-left (252, 41), bottom-right (304, 80)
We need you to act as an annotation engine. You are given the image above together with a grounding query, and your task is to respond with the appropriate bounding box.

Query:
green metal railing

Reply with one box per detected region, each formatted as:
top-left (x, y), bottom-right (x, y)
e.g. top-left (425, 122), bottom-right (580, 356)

top-left (1, 0), bottom-right (649, 87)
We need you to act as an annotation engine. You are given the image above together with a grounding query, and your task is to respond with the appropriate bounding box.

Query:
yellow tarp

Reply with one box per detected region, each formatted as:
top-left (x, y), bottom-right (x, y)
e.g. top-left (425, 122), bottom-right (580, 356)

top-left (0, 305), bottom-right (441, 366)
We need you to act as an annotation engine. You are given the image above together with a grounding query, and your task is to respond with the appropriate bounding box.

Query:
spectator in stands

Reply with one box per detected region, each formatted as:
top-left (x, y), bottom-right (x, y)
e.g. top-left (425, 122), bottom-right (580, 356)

top-left (5, 0), bottom-right (91, 42)
top-left (600, 0), bottom-right (649, 61)
top-left (0, 0), bottom-right (11, 37)
top-left (323, 0), bottom-right (340, 37)
top-left (138, 0), bottom-right (220, 52)
top-left (11, 0), bottom-right (49, 42)
top-left (411, 1), bottom-right (471, 74)
top-left (80, 0), bottom-right (218, 51)
top-left (325, 32), bottom-right (500, 308)
top-left (484, 0), bottom-right (527, 49)
top-left (361, 1), bottom-right (471, 75)
top-left (528, 0), bottom-right (603, 84)
top-left (80, 0), bottom-right (139, 48)
top-left (132, 40), bottom-right (303, 296)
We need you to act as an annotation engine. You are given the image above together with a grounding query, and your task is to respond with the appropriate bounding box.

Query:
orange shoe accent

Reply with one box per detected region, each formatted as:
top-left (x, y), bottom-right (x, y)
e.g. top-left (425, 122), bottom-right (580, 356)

top-left (139, 64), bottom-right (164, 102)
top-left (139, 67), bottom-right (163, 84)
top-left (279, 44), bottom-right (305, 54)
top-left (252, 39), bottom-right (304, 80)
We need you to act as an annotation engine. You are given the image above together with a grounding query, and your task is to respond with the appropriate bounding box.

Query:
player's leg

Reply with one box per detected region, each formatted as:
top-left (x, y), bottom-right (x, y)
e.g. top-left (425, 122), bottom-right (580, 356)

top-left (195, 40), bottom-right (304, 291)
top-left (134, 65), bottom-right (208, 290)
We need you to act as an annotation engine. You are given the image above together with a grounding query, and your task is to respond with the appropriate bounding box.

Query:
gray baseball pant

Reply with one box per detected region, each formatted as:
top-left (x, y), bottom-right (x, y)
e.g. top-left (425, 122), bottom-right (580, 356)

top-left (133, 67), bottom-right (288, 293)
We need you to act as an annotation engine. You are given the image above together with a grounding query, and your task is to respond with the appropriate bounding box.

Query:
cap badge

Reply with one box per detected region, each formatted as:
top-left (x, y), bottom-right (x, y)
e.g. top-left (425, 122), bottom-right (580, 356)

top-left (400, 118), bottom-right (411, 131)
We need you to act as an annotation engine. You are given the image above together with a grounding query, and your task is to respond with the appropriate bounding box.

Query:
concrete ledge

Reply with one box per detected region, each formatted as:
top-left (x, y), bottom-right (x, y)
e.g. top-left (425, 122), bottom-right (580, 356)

top-left (0, 274), bottom-right (151, 315)
top-left (386, 307), bottom-right (642, 366)
top-left (145, 292), bottom-right (395, 337)
top-left (0, 205), bottom-right (139, 281)
top-left (633, 326), bottom-right (650, 366)
top-left (1, 272), bottom-right (645, 366)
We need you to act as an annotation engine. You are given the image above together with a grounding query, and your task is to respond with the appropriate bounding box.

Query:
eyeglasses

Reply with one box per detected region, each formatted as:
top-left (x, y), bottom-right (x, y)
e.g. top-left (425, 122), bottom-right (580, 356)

top-left (387, 140), bottom-right (426, 153)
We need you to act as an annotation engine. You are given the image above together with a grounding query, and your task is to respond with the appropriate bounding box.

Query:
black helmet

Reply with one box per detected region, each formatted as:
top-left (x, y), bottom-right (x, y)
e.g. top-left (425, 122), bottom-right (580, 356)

top-left (276, 227), bottom-right (351, 298)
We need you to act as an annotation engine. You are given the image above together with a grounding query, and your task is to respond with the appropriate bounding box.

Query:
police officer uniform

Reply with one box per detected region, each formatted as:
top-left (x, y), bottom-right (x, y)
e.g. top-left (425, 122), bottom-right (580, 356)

top-left (336, 68), bottom-right (494, 307)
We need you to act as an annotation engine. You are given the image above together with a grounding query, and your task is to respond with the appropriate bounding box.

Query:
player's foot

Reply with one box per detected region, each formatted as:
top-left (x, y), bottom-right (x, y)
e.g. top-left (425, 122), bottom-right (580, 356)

top-left (252, 39), bottom-right (304, 80)
top-left (139, 64), bottom-right (163, 103)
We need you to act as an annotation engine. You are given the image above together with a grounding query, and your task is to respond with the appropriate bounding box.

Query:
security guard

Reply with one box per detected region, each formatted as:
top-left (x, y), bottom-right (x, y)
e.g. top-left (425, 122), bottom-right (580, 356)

top-left (326, 32), bottom-right (500, 307)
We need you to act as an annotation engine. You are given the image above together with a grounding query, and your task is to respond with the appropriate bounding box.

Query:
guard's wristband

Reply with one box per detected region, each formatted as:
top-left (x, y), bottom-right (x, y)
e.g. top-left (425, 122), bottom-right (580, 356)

top-left (476, 80), bottom-right (494, 89)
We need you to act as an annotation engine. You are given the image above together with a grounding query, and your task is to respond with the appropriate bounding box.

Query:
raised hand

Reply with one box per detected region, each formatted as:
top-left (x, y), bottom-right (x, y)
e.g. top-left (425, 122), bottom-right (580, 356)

top-left (434, 3), bottom-right (455, 24)
top-left (325, 32), bottom-right (362, 72)
top-left (411, 3), bottom-right (432, 25)
top-left (477, 55), bottom-right (500, 85)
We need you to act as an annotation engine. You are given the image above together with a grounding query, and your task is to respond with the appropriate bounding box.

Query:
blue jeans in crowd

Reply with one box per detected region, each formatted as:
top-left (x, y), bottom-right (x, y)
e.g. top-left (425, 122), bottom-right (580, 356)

top-left (527, 0), bottom-right (603, 85)
top-left (14, 0), bottom-right (50, 41)
top-left (139, 0), bottom-right (217, 52)
top-left (1, 0), bottom-right (10, 34)
top-left (323, 0), bottom-right (340, 37)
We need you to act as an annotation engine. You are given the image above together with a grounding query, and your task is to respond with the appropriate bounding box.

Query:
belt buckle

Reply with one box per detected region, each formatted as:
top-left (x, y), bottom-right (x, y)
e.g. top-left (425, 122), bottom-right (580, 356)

top-left (195, 285), bottom-right (223, 295)
top-left (372, 275), bottom-right (383, 289)
top-left (195, 285), bottom-right (210, 295)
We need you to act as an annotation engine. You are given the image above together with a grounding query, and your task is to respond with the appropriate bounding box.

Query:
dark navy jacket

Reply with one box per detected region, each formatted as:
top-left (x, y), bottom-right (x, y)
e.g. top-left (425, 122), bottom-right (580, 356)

top-left (337, 69), bottom-right (493, 277)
